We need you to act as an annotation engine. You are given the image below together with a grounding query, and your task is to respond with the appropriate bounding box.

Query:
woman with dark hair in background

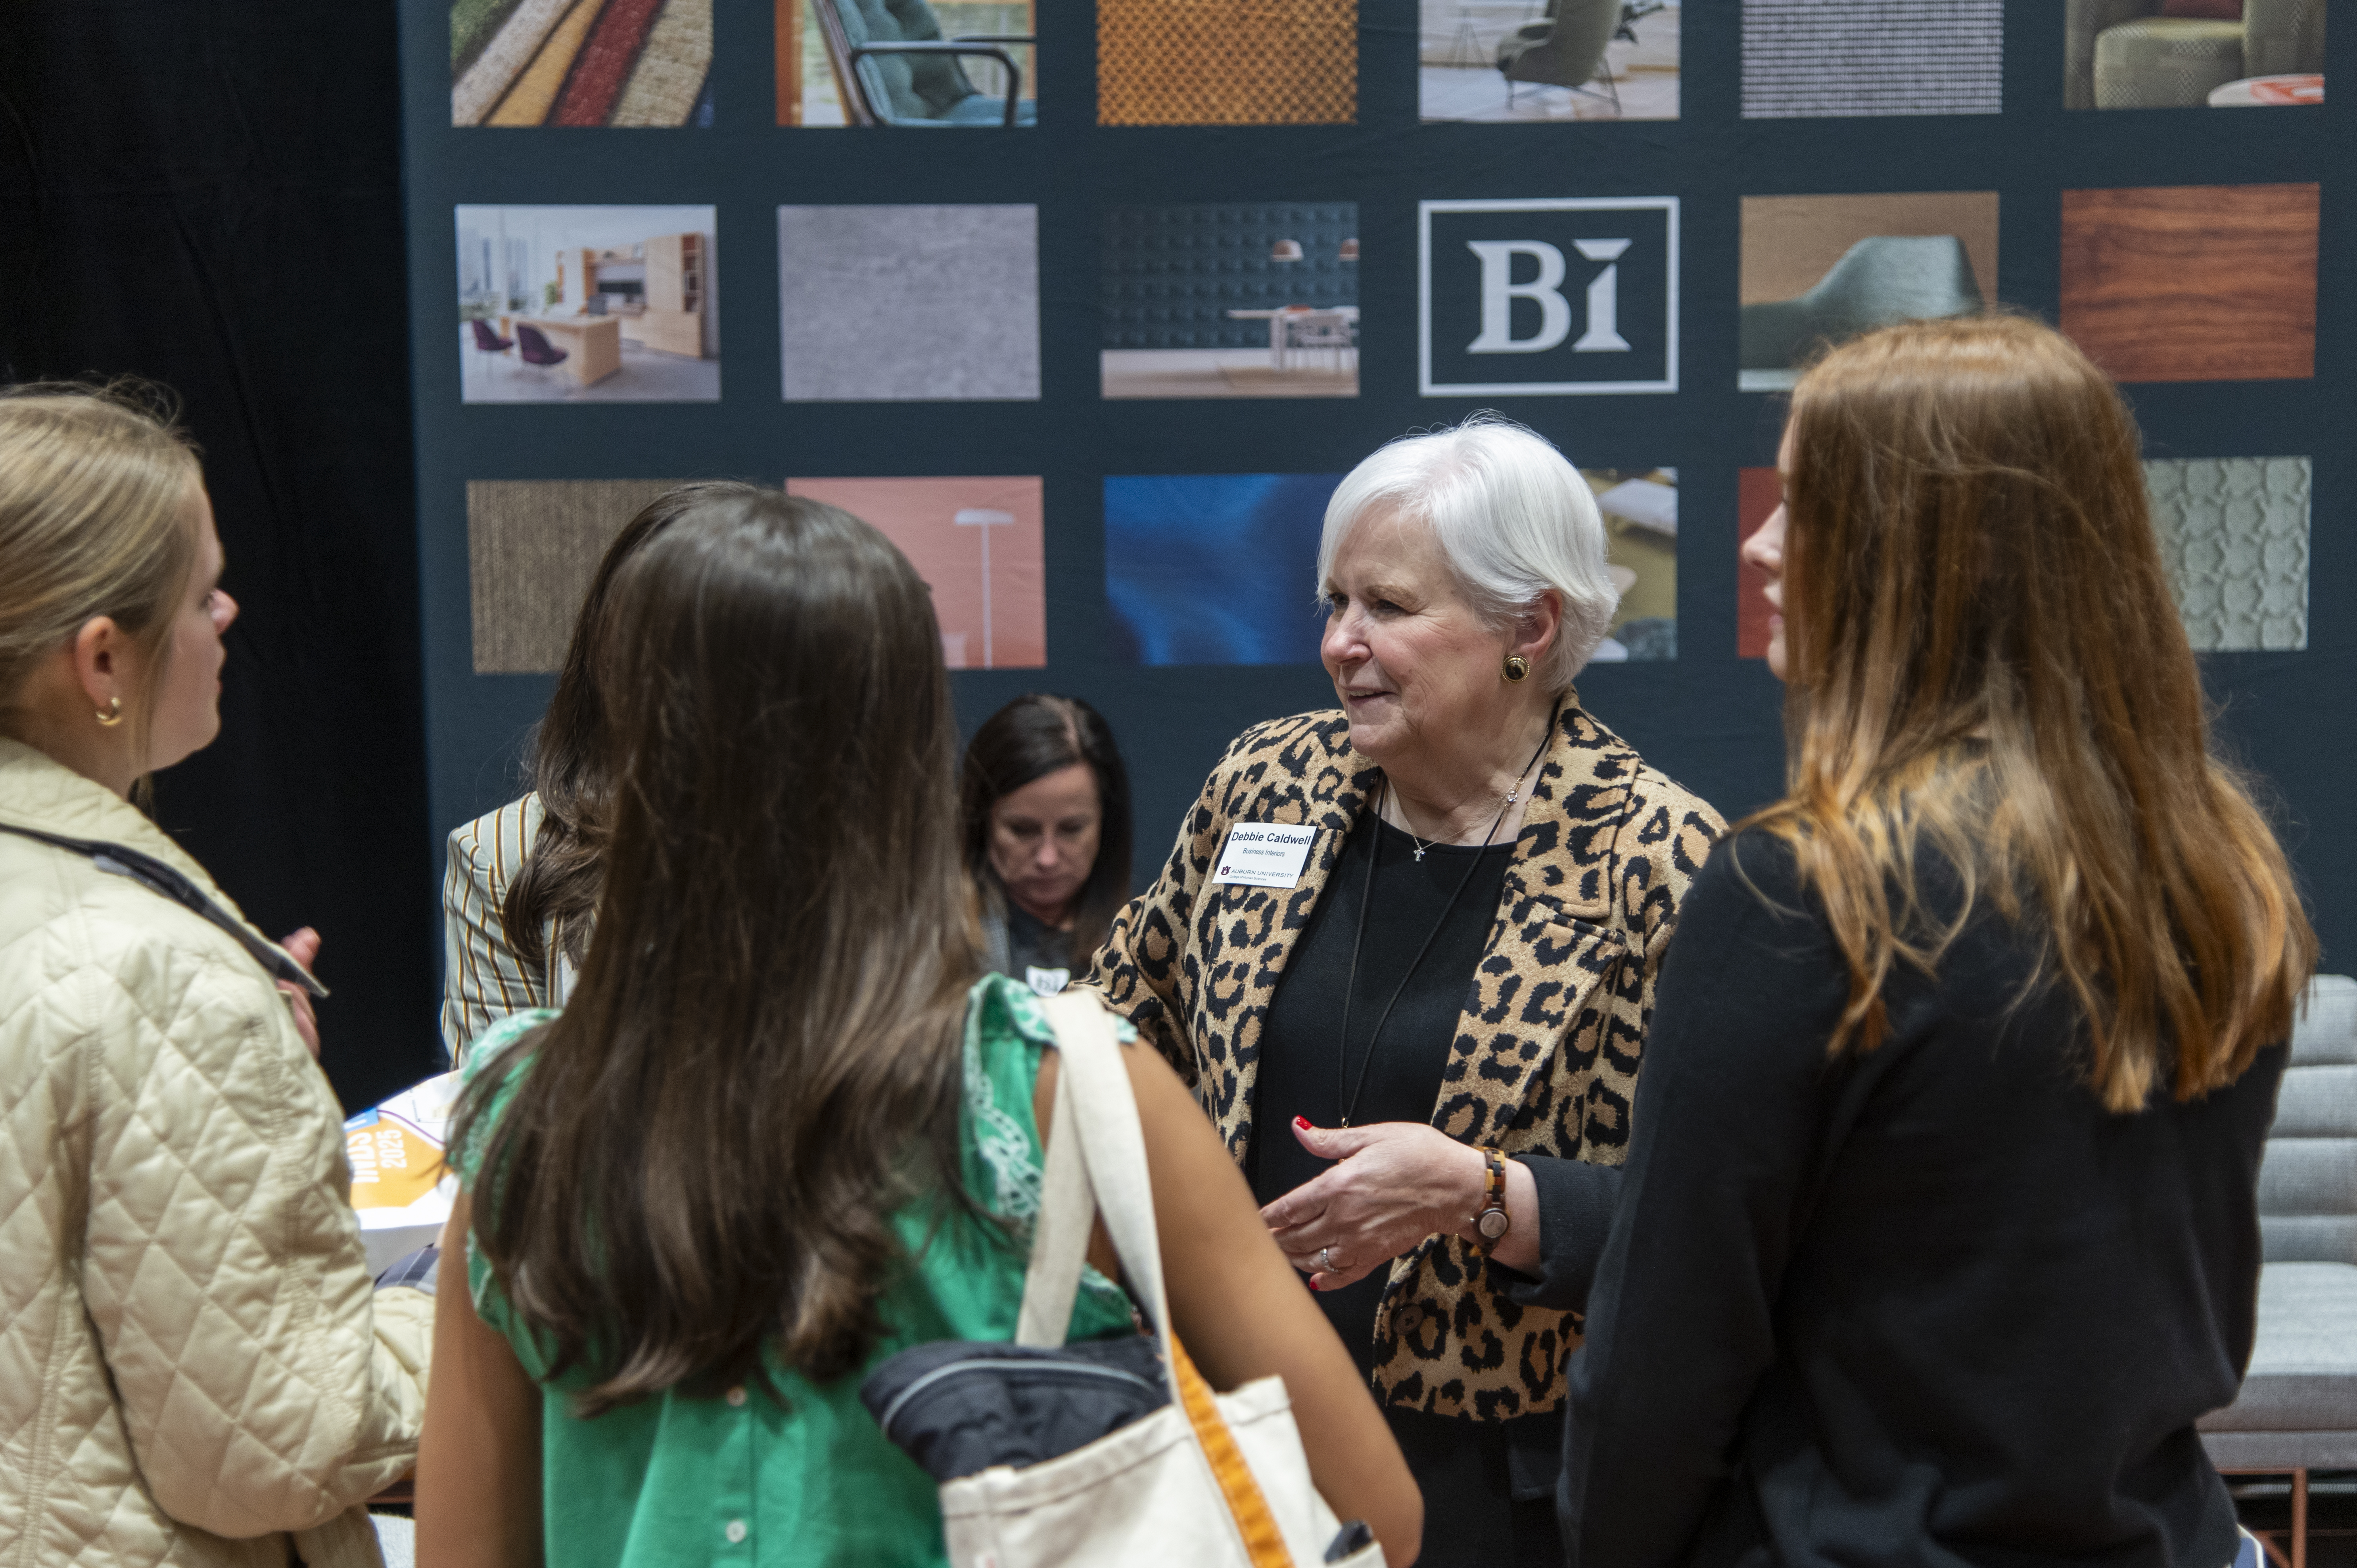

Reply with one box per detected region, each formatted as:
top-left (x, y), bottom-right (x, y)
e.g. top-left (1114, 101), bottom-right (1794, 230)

top-left (1561, 314), bottom-right (2313, 1567)
top-left (961, 692), bottom-right (1133, 995)
top-left (439, 481), bottom-right (758, 1061)
top-left (415, 492), bottom-right (1420, 1568)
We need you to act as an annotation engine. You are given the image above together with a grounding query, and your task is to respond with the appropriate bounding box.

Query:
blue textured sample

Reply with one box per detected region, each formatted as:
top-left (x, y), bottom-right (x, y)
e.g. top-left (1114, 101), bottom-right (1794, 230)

top-left (1104, 474), bottom-right (1344, 665)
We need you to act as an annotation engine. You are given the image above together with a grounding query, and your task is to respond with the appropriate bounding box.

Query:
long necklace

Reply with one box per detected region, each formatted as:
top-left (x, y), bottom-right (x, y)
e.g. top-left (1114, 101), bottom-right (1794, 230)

top-left (1333, 730), bottom-right (1551, 1127)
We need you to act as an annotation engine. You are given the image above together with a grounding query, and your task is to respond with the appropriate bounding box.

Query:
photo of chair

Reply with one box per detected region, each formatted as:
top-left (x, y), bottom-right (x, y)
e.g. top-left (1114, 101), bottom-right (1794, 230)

top-left (2199, 972), bottom-right (2357, 1568)
top-left (2064, 0), bottom-right (2326, 109)
top-left (1424, 0), bottom-right (1678, 120)
top-left (808, 0), bottom-right (1034, 126)
top-left (1278, 307), bottom-right (1358, 374)
top-left (515, 323), bottom-right (571, 383)
top-left (467, 317), bottom-right (515, 379)
top-left (1739, 235), bottom-right (1985, 391)
top-left (1500, 0), bottom-right (1627, 112)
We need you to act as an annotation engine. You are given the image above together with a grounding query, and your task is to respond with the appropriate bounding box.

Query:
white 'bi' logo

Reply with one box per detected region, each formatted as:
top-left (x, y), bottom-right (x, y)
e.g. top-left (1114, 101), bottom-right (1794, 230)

top-left (1421, 199), bottom-right (1678, 396)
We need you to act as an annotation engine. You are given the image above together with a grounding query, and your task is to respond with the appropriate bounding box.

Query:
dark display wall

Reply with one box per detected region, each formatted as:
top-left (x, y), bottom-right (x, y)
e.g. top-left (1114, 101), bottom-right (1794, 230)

top-left (399, 2), bottom-right (2355, 967)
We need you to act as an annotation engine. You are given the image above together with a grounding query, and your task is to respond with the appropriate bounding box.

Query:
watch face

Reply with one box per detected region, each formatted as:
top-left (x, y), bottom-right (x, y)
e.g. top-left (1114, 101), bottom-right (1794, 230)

top-left (1478, 1208), bottom-right (1509, 1240)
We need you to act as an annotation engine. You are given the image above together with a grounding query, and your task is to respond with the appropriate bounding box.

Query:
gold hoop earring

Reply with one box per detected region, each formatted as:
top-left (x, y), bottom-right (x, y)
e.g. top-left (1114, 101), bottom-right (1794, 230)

top-left (94, 697), bottom-right (124, 728)
top-left (1502, 656), bottom-right (1530, 684)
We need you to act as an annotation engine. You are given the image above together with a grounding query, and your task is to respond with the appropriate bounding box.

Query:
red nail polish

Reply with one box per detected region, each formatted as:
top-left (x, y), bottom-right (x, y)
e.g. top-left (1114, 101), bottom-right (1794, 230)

top-left (1293, 1115), bottom-right (1311, 1130)
top-left (1308, 1277), bottom-right (1321, 1292)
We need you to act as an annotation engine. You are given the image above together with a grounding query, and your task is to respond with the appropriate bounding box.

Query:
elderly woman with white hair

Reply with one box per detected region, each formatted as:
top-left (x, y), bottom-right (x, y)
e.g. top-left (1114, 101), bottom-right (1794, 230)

top-left (1087, 415), bottom-right (1722, 1566)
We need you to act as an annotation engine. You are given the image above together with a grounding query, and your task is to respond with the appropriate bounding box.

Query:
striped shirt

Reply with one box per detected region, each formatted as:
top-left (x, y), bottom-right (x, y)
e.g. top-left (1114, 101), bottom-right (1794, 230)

top-left (439, 793), bottom-right (575, 1063)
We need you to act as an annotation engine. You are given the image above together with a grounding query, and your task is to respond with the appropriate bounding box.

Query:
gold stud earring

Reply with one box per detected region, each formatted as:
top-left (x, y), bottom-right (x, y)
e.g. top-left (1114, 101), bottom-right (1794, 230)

top-left (94, 697), bottom-right (124, 727)
top-left (1502, 656), bottom-right (1530, 683)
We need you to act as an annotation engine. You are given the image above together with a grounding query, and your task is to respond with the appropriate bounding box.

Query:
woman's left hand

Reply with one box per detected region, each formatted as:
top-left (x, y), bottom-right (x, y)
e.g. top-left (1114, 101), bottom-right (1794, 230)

top-left (276, 926), bottom-right (322, 1060)
top-left (1260, 1118), bottom-right (1485, 1291)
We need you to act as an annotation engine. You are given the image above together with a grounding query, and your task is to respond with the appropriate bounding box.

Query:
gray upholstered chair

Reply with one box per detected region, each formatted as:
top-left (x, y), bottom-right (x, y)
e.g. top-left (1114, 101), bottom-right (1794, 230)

top-left (1737, 236), bottom-right (1985, 392)
top-left (1497, 0), bottom-right (1625, 112)
top-left (2064, 0), bottom-right (2326, 110)
top-left (812, 0), bottom-right (1036, 127)
top-left (2200, 972), bottom-right (2357, 1568)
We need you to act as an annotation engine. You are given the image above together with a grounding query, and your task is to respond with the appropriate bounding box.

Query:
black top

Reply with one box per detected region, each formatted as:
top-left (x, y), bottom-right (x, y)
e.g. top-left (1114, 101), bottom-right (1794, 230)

top-left (1003, 902), bottom-right (1075, 990)
top-left (1252, 811), bottom-right (1515, 1375)
top-left (1562, 830), bottom-right (2285, 1568)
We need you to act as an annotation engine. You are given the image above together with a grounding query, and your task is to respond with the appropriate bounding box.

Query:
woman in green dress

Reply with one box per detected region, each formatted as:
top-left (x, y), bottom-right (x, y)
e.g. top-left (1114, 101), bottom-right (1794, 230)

top-left (413, 489), bottom-right (1421, 1567)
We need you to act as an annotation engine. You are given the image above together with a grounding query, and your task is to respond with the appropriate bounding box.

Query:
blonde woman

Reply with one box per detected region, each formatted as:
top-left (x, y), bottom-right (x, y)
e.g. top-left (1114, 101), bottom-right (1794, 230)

top-left (0, 384), bottom-right (430, 1568)
top-left (1562, 316), bottom-right (2314, 1566)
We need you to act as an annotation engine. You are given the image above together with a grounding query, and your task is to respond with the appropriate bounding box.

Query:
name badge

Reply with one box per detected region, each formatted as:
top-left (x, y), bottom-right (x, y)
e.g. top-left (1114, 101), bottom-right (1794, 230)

top-left (1212, 822), bottom-right (1318, 889)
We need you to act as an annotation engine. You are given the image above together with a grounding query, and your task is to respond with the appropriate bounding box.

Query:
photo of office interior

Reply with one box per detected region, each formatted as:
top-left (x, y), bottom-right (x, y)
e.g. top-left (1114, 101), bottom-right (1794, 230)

top-left (2065, 0), bottom-right (2324, 109)
top-left (775, 0), bottom-right (1034, 125)
top-left (1738, 191), bottom-right (1997, 391)
top-left (1421, 1), bottom-right (1679, 121)
top-left (456, 205), bottom-right (718, 403)
top-left (1101, 204), bottom-right (1360, 401)
top-left (452, 0), bottom-right (715, 126)
top-left (1581, 467), bottom-right (1677, 661)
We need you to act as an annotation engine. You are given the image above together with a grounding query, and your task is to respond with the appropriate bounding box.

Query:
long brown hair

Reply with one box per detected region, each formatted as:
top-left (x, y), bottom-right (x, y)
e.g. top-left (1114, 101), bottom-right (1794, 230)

top-left (959, 693), bottom-right (1134, 967)
top-left (1747, 314), bottom-right (2313, 1111)
top-left (455, 492), bottom-right (978, 1410)
top-left (501, 482), bottom-right (762, 976)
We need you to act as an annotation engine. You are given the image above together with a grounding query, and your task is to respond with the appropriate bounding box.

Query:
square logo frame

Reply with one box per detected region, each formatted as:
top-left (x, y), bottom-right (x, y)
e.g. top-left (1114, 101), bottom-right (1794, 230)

top-left (1419, 197), bottom-right (1680, 396)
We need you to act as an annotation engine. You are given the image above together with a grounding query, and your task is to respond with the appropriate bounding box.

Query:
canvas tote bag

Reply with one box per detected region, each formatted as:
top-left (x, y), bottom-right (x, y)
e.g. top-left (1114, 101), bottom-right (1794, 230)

top-left (929, 989), bottom-right (1384, 1568)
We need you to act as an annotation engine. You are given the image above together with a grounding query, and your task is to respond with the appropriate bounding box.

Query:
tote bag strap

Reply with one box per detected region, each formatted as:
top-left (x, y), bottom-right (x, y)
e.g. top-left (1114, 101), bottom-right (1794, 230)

top-left (1014, 1008), bottom-right (1095, 1348)
top-left (1024, 992), bottom-right (1296, 1568)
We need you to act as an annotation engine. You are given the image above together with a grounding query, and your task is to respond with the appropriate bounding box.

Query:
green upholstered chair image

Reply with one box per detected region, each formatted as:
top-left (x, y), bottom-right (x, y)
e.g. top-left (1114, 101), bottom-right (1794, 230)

top-left (812, 0), bottom-right (1036, 127)
top-left (2064, 0), bottom-right (2326, 110)
top-left (1497, 0), bottom-right (1627, 113)
top-left (2198, 973), bottom-right (2357, 1568)
top-left (1738, 236), bottom-right (1985, 393)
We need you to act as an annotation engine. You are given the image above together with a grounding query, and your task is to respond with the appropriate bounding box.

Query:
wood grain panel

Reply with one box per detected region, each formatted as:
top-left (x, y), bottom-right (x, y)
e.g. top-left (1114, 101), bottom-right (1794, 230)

top-left (2060, 184), bottom-right (2319, 383)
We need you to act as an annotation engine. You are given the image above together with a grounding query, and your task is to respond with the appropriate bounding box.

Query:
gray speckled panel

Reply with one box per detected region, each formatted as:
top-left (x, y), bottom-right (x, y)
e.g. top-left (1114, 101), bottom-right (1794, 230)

top-left (779, 204), bottom-right (1039, 402)
top-left (2146, 457), bottom-right (2311, 652)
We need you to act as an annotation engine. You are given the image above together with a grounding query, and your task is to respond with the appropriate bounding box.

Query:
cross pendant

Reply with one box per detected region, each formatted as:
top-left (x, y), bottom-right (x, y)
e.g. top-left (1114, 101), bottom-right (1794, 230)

top-left (1412, 845), bottom-right (1426, 862)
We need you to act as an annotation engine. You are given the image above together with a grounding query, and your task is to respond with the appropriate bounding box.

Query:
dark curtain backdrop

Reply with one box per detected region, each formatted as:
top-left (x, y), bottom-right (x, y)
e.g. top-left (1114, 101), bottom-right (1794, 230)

top-left (0, 1), bottom-right (437, 1112)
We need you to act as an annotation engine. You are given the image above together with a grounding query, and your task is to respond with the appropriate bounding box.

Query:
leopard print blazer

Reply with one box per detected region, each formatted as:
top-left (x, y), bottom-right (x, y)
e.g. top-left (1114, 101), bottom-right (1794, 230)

top-left (1085, 694), bottom-right (1722, 1421)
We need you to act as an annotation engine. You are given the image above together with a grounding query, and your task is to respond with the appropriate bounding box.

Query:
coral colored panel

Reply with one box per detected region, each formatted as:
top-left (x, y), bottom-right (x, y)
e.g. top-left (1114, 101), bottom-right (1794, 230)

top-left (786, 477), bottom-right (1047, 670)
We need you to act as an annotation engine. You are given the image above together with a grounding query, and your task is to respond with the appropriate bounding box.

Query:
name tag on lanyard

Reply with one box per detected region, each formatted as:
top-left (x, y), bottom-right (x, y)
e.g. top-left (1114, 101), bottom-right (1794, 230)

top-left (1212, 822), bottom-right (1318, 889)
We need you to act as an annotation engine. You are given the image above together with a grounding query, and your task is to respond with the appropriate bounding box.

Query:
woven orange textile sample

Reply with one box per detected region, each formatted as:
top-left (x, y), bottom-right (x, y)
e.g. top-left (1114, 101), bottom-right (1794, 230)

top-left (1097, 0), bottom-right (1356, 126)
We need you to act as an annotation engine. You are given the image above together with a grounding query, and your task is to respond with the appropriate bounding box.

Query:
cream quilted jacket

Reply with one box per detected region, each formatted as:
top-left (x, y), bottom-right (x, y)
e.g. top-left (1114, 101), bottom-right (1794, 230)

top-left (0, 740), bottom-right (431, 1568)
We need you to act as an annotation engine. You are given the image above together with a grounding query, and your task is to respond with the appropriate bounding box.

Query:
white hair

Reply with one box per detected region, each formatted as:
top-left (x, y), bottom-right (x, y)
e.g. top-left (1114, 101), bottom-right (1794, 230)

top-left (1316, 413), bottom-right (1618, 689)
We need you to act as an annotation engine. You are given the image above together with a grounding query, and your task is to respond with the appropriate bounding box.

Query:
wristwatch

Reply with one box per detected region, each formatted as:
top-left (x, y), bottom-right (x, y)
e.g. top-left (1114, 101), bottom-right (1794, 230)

top-left (1475, 1147), bottom-right (1510, 1250)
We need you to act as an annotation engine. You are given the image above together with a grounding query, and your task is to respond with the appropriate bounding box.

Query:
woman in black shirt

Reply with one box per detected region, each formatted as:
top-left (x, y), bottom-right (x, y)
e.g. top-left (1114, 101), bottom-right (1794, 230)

top-left (1561, 314), bottom-right (2315, 1567)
